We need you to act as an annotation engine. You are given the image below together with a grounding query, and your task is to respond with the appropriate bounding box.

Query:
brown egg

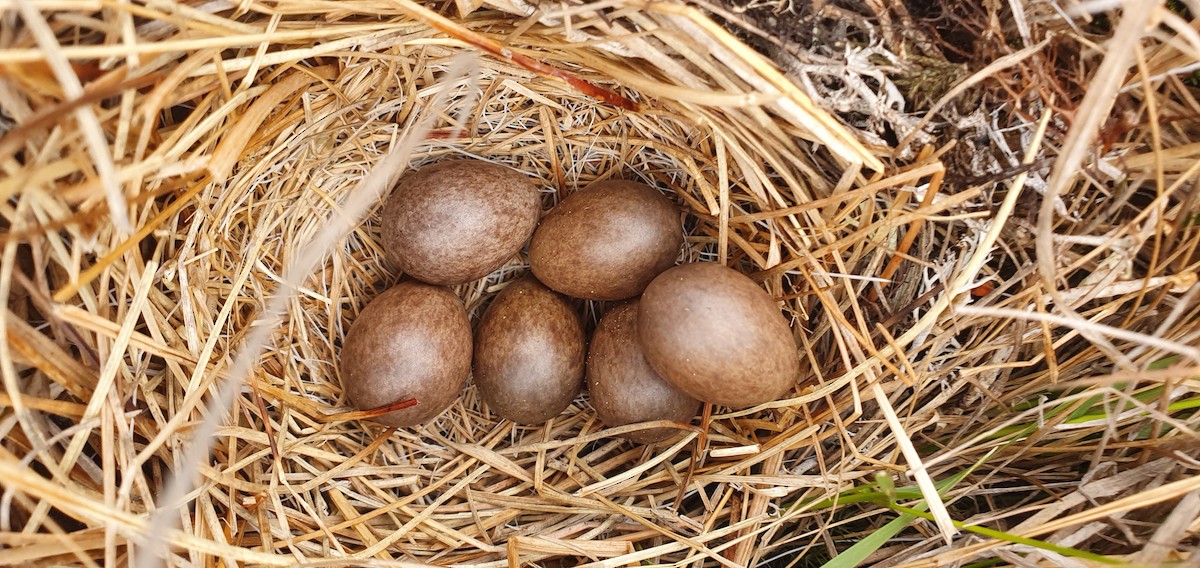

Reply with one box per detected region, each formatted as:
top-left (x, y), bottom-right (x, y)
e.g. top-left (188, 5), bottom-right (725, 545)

top-left (638, 263), bottom-right (799, 408)
top-left (339, 281), bottom-right (472, 427)
top-left (529, 180), bottom-right (681, 301)
top-left (588, 301), bottom-right (700, 444)
top-left (473, 277), bottom-right (586, 424)
top-left (382, 160), bottom-right (540, 286)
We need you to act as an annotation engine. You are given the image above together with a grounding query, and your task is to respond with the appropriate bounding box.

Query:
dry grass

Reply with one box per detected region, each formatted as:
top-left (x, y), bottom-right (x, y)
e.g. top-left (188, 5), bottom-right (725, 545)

top-left (1, 0), bottom-right (1199, 566)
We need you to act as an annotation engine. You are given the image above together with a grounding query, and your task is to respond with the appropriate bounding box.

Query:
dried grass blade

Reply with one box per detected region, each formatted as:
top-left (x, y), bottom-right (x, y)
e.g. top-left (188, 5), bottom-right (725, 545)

top-left (645, 2), bottom-right (884, 171)
top-left (843, 109), bottom-right (1053, 383)
top-left (53, 178), bottom-right (209, 302)
top-left (387, 0), bottom-right (638, 111)
top-left (1135, 490), bottom-right (1200, 564)
top-left (449, 442), bottom-right (534, 484)
top-left (509, 536), bottom-right (633, 558)
top-left (899, 36), bottom-right (1052, 153)
top-left (1036, 1), bottom-right (1158, 289)
top-left (13, 0), bottom-right (130, 233)
top-left (4, 309), bottom-right (98, 400)
top-left (207, 68), bottom-right (332, 182)
top-left (0, 71), bottom-right (160, 166)
top-left (576, 432), bottom-right (694, 496)
top-left (0, 454), bottom-right (294, 565)
top-left (133, 53), bottom-right (481, 567)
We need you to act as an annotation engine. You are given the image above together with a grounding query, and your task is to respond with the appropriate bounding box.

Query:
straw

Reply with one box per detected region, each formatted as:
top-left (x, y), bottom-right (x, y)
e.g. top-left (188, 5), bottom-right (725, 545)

top-left (2, 0), bottom-right (1199, 566)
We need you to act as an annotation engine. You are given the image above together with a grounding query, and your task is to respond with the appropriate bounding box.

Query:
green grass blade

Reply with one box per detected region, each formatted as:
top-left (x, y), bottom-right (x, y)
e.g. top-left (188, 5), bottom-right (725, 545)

top-left (818, 511), bottom-right (920, 568)
top-left (814, 452), bottom-right (990, 568)
top-left (887, 504), bottom-right (1124, 565)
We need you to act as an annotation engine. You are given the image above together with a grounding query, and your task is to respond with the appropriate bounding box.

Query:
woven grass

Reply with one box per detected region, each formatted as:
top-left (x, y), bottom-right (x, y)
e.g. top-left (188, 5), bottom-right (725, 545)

top-left (1, 0), bottom-right (1199, 566)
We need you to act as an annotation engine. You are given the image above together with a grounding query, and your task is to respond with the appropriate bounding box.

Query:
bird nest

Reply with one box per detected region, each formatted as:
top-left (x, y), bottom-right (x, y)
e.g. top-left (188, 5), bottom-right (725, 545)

top-left (1, 0), bottom-right (1199, 566)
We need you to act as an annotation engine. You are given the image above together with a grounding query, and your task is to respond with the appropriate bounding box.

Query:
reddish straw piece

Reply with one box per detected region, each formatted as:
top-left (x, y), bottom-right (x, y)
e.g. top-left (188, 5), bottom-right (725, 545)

top-left (391, 0), bottom-right (639, 112)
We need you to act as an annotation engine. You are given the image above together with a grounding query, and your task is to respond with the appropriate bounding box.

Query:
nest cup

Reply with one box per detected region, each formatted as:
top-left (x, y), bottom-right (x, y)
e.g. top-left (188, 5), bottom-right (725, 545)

top-left (5, 0), bottom-right (1200, 566)
top-left (3, 3), bottom-right (879, 562)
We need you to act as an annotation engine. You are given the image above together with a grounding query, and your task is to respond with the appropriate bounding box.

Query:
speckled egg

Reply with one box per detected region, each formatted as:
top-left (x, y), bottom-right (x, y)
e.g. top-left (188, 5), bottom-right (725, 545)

top-left (588, 301), bottom-right (700, 443)
top-left (473, 277), bottom-right (586, 424)
top-left (529, 180), bottom-right (681, 300)
top-left (638, 262), bottom-right (799, 408)
top-left (340, 281), bottom-right (472, 427)
top-left (382, 160), bottom-right (540, 285)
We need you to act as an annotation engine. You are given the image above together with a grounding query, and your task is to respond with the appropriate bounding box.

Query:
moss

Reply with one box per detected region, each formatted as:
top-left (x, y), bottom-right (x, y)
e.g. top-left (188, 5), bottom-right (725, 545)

top-left (890, 53), bottom-right (969, 111)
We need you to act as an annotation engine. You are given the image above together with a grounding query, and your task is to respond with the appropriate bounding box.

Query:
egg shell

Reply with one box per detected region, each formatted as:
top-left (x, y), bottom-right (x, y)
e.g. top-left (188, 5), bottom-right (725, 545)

top-left (637, 263), bottom-right (799, 408)
top-left (529, 180), bottom-right (682, 300)
top-left (339, 281), bottom-right (472, 427)
top-left (382, 160), bottom-right (540, 286)
top-left (473, 277), bottom-right (586, 424)
top-left (588, 301), bottom-right (700, 443)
